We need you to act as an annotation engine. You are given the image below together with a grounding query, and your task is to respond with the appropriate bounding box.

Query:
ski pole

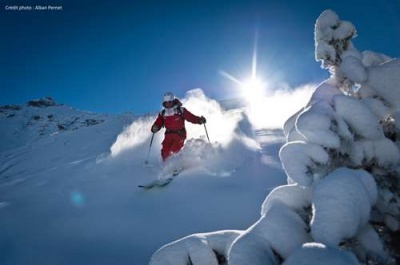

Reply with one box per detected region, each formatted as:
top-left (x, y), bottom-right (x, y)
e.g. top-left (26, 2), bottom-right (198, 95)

top-left (144, 133), bottom-right (155, 164)
top-left (203, 124), bottom-right (210, 143)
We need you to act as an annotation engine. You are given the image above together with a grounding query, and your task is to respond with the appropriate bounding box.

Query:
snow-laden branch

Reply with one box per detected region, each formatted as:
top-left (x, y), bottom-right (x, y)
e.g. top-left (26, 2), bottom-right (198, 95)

top-left (279, 141), bottom-right (329, 186)
top-left (334, 94), bottom-right (383, 140)
top-left (150, 230), bottom-right (241, 265)
top-left (229, 201), bottom-right (309, 263)
top-left (282, 243), bottom-right (359, 265)
top-left (311, 168), bottom-right (377, 246)
top-left (261, 184), bottom-right (312, 215)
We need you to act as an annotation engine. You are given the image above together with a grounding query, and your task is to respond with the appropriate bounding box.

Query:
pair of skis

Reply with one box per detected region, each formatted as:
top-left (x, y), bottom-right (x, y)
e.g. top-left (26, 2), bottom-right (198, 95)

top-left (138, 169), bottom-right (182, 189)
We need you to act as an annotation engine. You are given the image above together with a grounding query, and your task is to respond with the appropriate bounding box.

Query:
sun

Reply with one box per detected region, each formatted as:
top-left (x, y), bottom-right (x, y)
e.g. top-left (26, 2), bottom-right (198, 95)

top-left (219, 71), bottom-right (267, 104)
top-left (220, 30), bottom-right (268, 104)
top-left (240, 76), bottom-right (266, 103)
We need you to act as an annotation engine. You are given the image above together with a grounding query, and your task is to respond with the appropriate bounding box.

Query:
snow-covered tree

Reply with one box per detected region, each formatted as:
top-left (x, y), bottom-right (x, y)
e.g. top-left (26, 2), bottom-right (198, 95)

top-left (149, 9), bottom-right (400, 264)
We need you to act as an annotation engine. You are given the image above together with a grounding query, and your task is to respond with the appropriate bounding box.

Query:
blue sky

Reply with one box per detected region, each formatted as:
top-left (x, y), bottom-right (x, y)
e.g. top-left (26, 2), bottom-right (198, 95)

top-left (1, 0), bottom-right (399, 114)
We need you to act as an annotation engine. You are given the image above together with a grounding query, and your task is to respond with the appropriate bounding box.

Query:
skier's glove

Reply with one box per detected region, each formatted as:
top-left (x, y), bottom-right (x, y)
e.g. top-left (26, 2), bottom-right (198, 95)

top-left (198, 116), bottom-right (206, 124)
top-left (151, 125), bottom-right (159, 133)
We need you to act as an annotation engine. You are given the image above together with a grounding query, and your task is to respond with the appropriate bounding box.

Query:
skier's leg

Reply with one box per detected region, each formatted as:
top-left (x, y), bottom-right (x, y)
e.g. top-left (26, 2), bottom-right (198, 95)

top-left (169, 135), bottom-right (185, 155)
top-left (161, 136), bottom-right (174, 161)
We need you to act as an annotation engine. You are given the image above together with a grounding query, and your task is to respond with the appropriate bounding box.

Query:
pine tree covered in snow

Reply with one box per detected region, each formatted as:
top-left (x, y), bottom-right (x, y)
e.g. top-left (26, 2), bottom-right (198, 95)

top-left (150, 10), bottom-right (400, 264)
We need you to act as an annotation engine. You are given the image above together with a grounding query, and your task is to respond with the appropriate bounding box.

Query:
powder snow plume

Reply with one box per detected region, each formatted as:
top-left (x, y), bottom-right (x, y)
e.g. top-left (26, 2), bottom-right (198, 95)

top-left (110, 115), bottom-right (156, 157)
top-left (245, 84), bottom-right (315, 129)
top-left (109, 89), bottom-right (260, 173)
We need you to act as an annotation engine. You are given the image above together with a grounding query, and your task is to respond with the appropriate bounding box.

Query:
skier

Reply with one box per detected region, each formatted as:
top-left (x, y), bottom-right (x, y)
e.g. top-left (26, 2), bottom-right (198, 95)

top-left (151, 92), bottom-right (206, 161)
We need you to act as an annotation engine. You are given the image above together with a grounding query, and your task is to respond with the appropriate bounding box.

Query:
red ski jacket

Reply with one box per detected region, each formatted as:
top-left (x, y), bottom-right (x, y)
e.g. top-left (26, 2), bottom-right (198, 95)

top-left (152, 103), bottom-right (202, 138)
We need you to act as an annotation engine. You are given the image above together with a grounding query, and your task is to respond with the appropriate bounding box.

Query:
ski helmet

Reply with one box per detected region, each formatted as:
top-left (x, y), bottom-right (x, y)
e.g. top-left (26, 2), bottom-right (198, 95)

top-left (163, 92), bottom-right (175, 102)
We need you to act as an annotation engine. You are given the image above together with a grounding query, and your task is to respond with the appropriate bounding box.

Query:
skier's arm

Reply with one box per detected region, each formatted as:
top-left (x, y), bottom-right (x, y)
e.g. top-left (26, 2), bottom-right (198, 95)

top-left (151, 113), bottom-right (163, 133)
top-left (182, 108), bottom-right (206, 124)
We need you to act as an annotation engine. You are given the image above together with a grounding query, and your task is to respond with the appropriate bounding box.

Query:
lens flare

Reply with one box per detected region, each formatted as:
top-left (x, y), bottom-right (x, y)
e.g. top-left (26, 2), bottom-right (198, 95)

top-left (70, 191), bottom-right (85, 208)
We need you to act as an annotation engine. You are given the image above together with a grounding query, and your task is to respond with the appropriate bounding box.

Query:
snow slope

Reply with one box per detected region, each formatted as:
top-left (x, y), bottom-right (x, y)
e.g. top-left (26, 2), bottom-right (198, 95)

top-left (0, 93), bottom-right (288, 264)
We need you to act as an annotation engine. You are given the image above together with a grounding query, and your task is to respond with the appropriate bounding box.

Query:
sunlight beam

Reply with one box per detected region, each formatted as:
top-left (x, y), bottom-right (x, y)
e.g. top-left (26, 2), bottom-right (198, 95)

top-left (252, 30), bottom-right (259, 79)
top-left (219, 70), bottom-right (242, 86)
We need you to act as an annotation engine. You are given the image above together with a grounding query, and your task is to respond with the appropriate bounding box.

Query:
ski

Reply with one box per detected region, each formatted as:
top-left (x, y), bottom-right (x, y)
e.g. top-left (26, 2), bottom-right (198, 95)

top-left (138, 169), bottom-right (182, 189)
top-left (138, 177), bottom-right (173, 189)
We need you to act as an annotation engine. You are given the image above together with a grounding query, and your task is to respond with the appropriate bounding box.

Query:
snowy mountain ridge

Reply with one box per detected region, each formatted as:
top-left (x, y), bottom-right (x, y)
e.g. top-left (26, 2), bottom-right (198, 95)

top-left (0, 96), bottom-right (137, 189)
top-left (0, 96), bottom-right (125, 152)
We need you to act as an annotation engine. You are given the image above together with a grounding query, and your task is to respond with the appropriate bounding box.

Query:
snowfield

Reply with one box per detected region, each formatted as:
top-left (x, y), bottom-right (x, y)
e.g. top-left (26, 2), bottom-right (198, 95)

top-left (0, 94), bottom-right (288, 265)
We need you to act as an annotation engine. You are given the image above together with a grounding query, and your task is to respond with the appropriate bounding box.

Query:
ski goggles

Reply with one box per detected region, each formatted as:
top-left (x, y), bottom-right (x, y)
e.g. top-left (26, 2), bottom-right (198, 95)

top-left (163, 100), bottom-right (174, 108)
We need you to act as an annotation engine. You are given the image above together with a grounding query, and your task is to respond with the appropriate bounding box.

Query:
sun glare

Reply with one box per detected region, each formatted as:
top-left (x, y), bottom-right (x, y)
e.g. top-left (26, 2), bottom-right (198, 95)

top-left (240, 77), bottom-right (266, 103)
top-left (220, 29), bottom-right (269, 105)
top-left (219, 30), bottom-right (315, 130)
